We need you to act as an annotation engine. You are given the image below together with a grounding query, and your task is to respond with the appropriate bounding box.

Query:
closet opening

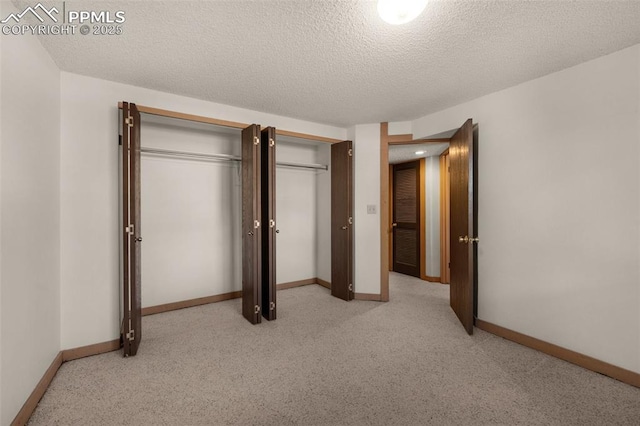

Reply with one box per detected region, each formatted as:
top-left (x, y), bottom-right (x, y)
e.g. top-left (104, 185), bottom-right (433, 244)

top-left (119, 102), bottom-right (353, 357)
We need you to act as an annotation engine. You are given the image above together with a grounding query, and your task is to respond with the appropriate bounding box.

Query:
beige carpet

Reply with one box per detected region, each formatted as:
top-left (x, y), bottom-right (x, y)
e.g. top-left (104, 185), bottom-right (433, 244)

top-left (28, 272), bottom-right (640, 425)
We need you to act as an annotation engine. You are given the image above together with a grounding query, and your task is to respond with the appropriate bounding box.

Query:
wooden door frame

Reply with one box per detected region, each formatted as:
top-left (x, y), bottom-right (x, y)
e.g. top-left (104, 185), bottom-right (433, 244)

top-left (380, 122), bottom-right (451, 301)
top-left (439, 149), bottom-right (451, 284)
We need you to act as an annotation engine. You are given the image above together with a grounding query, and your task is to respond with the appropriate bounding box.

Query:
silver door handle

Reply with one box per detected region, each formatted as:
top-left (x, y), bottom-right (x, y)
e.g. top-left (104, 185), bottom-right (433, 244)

top-left (341, 226), bottom-right (348, 230)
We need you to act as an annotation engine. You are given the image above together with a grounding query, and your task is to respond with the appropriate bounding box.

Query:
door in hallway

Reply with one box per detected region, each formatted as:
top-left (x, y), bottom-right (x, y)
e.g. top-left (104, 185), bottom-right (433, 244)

top-left (242, 124), bottom-right (262, 324)
top-left (121, 101), bottom-right (142, 357)
top-left (392, 160), bottom-right (421, 277)
top-left (449, 119), bottom-right (477, 335)
top-left (331, 140), bottom-right (354, 301)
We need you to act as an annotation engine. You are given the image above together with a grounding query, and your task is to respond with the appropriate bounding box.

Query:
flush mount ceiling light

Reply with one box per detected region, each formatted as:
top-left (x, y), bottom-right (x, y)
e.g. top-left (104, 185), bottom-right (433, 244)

top-left (415, 150), bottom-right (425, 155)
top-left (378, 0), bottom-right (428, 25)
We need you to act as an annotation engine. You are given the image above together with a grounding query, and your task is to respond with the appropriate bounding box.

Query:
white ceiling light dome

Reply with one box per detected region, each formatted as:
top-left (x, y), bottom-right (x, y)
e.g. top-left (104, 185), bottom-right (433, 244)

top-left (378, 0), bottom-right (428, 25)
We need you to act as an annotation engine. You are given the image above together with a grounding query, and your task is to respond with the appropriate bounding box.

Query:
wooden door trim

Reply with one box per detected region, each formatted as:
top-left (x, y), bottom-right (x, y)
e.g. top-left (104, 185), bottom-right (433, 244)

top-left (419, 158), bottom-right (426, 280)
top-left (380, 123), bottom-right (391, 301)
top-left (389, 138), bottom-right (451, 146)
top-left (439, 149), bottom-right (450, 284)
top-left (387, 134), bottom-right (413, 143)
top-left (117, 102), bottom-right (342, 144)
top-left (388, 164), bottom-right (393, 271)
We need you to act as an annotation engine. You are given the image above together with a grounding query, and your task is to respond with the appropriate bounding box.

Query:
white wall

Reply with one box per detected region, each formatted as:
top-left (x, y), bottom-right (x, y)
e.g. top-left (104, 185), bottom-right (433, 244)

top-left (140, 119), bottom-right (243, 307)
top-left (388, 121), bottom-right (412, 136)
top-left (424, 156), bottom-right (440, 277)
top-left (60, 72), bottom-right (347, 350)
top-left (353, 124), bottom-right (381, 295)
top-left (0, 1), bottom-right (61, 422)
top-left (412, 45), bottom-right (640, 373)
top-left (140, 121), bottom-right (322, 307)
top-left (275, 141), bottom-right (321, 283)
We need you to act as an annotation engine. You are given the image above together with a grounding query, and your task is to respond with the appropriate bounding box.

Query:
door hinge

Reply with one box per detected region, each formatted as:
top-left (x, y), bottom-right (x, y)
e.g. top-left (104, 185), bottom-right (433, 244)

top-left (254, 305), bottom-right (261, 314)
top-left (270, 301), bottom-right (275, 311)
top-left (125, 224), bottom-right (134, 235)
top-left (119, 135), bottom-right (122, 146)
top-left (269, 219), bottom-right (275, 228)
top-left (448, 262), bottom-right (451, 268)
top-left (254, 220), bottom-right (260, 229)
top-left (348, 148), bottom-right (353, 157)
top-left (254, 136), bottom-right (260, 145)
top-left (126, 330), bottom-right (135, 341)
top-left (348, 217), bottom-right (353, 225)
top-left (125, 116), bottom-right (134, 127)
top-left (348, 283), bottom-right (353, 292)
top-left (269, 138), bottom-right (275, 147)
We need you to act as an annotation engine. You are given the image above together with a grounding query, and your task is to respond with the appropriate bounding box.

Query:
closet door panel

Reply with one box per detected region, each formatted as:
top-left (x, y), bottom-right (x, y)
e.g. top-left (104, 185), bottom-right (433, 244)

top-left (121, 101), bottom-right (142, 356)
top-left (242, 124), bottom-right (262, 324)
top-left (331, 140), bottom-right (354, 301)
top-left (261, 127), bottom-right (277, 320)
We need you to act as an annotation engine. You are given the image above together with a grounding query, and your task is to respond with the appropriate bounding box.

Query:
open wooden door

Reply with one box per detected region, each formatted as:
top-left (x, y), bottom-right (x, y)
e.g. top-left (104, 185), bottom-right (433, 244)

top-left (392, 160), bottom-right (421, 277)
top-left (261, 127), bottom-right (276, 321)
top-left (331, 141), bottom-right (354, 301)
top-left (121, 102), bottom-right (142, 356)
top-left (449, 119), bottom-right (477, 335)
top-left (242, 124), bottom-right (262, 324)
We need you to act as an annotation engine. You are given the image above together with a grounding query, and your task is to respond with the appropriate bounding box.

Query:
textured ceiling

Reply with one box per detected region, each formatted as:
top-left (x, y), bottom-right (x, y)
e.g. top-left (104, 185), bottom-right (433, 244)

top-left (389, 142), bottom-right (449, 164)
top-left (22, 0), bottom-right (640, 127)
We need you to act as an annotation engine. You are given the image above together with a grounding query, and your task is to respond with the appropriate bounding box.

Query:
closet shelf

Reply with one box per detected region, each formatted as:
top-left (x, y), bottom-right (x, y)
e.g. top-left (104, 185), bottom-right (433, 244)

top-left (141, 147), bottom-right (328, 171)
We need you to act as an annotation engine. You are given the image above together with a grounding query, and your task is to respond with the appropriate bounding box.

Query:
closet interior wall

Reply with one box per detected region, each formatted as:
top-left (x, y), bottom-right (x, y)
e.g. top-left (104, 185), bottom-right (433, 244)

top-left (140, 117), bottom-right (332, 309)
top-left (275, 137), bottom-right (331, 286)
top-left (141, 115), bottom-right (242, 308)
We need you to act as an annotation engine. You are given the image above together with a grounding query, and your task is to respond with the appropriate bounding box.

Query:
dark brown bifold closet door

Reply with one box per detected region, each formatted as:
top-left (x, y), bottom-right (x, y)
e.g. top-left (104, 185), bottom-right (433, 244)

top-left (331, 141), bottom-right (354, 301)
top-left (121, 102), bottom-right (142, 356)
top-left (261, 127), bottom-right (276, 320)
top-left (242, 124), bottom-right (262, 324)
top-left (392, 160), bottom-right (421, 277)
top-left (449, 119), bottom-right (477, 335)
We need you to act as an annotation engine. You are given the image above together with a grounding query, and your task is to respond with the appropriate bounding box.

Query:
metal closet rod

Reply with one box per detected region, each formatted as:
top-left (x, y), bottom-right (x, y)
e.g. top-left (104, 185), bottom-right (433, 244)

top-left (141, 147), bottom-right (328, 171)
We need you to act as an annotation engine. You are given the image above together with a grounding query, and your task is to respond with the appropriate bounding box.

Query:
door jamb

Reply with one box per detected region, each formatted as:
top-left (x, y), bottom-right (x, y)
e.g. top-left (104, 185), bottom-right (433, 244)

top-left (439, 149), bottom-right (451, 284)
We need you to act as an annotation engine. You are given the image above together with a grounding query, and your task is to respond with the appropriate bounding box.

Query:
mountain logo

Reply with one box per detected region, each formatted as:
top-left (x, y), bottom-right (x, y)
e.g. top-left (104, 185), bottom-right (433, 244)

top-left (1, 3), bottom-right (59, 24)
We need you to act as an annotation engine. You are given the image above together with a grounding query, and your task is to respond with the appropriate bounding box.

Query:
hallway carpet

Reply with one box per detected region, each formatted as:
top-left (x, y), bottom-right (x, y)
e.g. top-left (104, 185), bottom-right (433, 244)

top-left (28, 273), bottom-right (639, 425)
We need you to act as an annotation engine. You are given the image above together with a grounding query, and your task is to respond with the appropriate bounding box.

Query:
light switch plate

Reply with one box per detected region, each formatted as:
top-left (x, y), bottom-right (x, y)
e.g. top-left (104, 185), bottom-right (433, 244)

top-left (367, 204), bottom-right (377, 214)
